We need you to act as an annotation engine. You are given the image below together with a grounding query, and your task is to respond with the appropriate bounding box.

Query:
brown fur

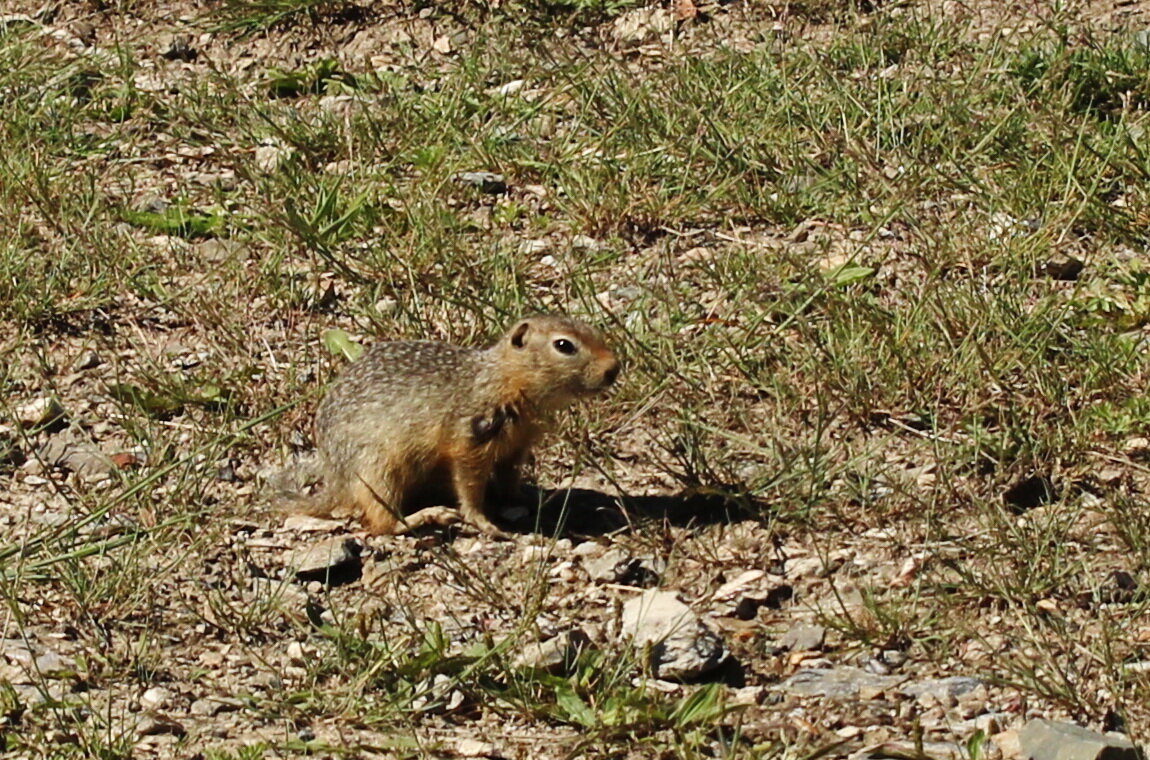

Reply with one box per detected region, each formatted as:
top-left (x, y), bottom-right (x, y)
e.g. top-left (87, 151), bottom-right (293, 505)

top-left (287, 314), bottom-right (619, 536)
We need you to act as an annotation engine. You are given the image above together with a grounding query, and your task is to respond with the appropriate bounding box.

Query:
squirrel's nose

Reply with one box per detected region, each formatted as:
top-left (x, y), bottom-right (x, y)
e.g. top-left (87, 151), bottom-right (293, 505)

top-left (602, 360), bottom-right (621, 387)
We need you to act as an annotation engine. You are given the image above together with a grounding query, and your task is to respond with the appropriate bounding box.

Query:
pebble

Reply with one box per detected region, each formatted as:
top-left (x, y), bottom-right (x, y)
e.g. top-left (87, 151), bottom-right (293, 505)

top-left (454, 172), bottom-right (506, 194)
top-left (777, 623), bottom-right (826, 653)
top-left (1019, 718), bottom-right (1139, 760)
top-left (38, 437), bottom-right (116, 484)
top-left (621, 589), bottom-right (729, 681)
top-left (585, 547), bottom-right (633, 583)
top-left (778, 667), bottom-right (901, 700)
top-left (140, 687), bottom-right (173, 710)
top-left (902, 676), bottom-right (984, 702)
top-left (286, 641), bottom-right (307, 667)
top-left (136, 715), bottom-right (185, 737)
top-left (73, 351), bottom-right (102, 371)
top-left (283, 536), bottom-right (363, 584)
top-left (511, 629), bottom-right (590, 674)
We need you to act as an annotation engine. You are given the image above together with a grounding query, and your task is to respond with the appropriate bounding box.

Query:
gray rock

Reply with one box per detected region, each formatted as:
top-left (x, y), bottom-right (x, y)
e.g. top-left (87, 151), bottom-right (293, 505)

top-left (1019, 718), bottom-right (1140, 760)
top-left (778, 623), bottom-right (826, 652)
top-left (39, 436), bottom-right (116, 483)
top-left (284, 536), bottom-right (363, 584)
top-left (585, 548), bottom-right (633, 583)
top-left (621, 589), bottom-right (728, 680)
top-left (73, 351), bottom-right (102, 371)
top-left (512, 629), bottom-right (591, 674)
top-left (140, 686), bottom-right (174, 710)
top-left (454, 172), bottom-right (506, 194)
top-left (778, 667), bottom-right (902, 699)
top-left (712, 569), bottom-right (784, 619)
top-left (136, 715), bottom-right (186, 737)
top-left (0, 639), bottom-right (34, 667)
top-left (585, 549), bottom-right (664, 587)
top-left (902, 676), bottom-right (983, 701)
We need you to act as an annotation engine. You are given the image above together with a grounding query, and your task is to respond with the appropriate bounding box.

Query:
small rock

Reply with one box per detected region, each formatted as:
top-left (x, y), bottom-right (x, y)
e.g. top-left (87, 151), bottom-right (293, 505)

top-left (512, 629), bottom-right (590, 674)
top-left (1018, 718), bottom-right (1139, 760)
top-left (712, 569), bottom-right (784, 618)
top-left (283, 536), bottom-right (363, 585)
top-left (492, 79), bottom-right (526, 96)
top-left (902, 676), bottom-right (983, 702)
top-left (286, 641), bottom-right (307, 667)
top-left (729, 685), bottom-right (767, 706)
top-left (140, 687), bottom-right (173, 710)
top-left (587, 549), bottom-right (665, 587)
top-left (39, 437), bottom-right (116, 484)
top-left (73, 351), bottom-right (102, 371)
top-left (15, 397), bottom-right (65, 428)
top-left (994, 729), bottom-right (1023, 760)
top-left (1123, 437), bottom-right (1150, 459)
top-left (572, 541), bottom-right (605, 559)
top-left (585, 548), bottom-right (633, 583)
top-left (571, 234), bottom-right (606, 252)
top-left (778, 667), bottom-right (901, 700)
top-left (621, 589), bottom-right (729, 681)
top-left (521, 544), bottom-right (550, 564)
top-left (519, 239), bottom-right (550, 256)
top-left (1, 640), bottom-right (34, 667)
top-left (254, 142), bottom-right (291, 172)
top-left (454, 172), bottom-right (506, 194)
top-left (777, 623), bottom-right (826, 653)
top-left (136, 715), bottom-right (185, 737)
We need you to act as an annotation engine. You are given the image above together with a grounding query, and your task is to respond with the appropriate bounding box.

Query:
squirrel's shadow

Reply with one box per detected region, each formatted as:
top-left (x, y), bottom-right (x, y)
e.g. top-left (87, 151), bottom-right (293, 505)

top-left (502, 487), bottom-right (752, 537)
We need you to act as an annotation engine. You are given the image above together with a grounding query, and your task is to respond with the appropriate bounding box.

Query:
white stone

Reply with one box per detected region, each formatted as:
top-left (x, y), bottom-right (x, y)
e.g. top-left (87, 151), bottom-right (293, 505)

top-left (621, 589), bottom-right (728, 680)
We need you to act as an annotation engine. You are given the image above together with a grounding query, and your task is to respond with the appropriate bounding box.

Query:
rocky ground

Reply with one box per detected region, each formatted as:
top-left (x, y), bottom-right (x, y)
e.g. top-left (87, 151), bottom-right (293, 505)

top-left (6, 0), bottom-right (1150, 758)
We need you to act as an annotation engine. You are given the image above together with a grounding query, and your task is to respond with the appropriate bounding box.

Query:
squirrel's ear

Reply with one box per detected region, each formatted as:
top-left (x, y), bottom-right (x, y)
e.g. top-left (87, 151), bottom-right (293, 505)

top-left (510, 321), bottom-right (530, 348)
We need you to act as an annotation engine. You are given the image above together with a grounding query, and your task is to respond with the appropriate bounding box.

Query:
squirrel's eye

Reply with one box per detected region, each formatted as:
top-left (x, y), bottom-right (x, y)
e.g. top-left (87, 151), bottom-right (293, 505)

top-left (553, 338), bottom-right (578, 355)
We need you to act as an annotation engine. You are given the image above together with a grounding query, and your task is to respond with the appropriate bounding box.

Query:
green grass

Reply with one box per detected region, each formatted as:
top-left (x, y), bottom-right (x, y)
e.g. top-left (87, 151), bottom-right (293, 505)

top-left (4, 0), bottom-right (1150, 755)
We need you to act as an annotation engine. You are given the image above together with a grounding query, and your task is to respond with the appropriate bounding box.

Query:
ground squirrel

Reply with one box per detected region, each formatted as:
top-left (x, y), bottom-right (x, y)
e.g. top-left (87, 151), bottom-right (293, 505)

top-left (291, 314), bottom-right (620, 536)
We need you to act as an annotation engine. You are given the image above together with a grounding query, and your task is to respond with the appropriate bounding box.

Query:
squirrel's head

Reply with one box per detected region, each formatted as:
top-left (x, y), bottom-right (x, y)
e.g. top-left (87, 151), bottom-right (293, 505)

top-left (502, 314), bottom-right (620, 408)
